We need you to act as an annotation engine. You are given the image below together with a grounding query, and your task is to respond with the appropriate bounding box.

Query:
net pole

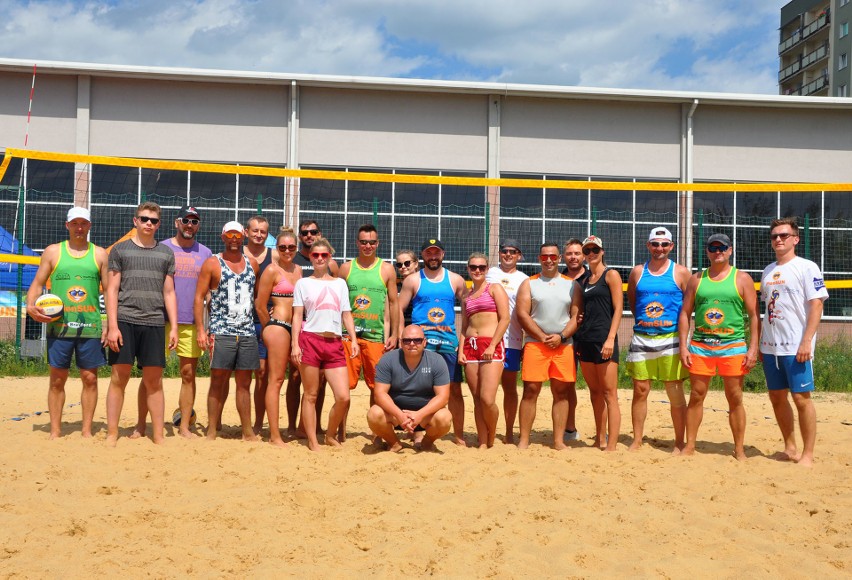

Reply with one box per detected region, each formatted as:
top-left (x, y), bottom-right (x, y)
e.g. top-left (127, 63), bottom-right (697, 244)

top-left (484, 201), bottom-right (490, 254)
top-left (591, 206), bottom-right (598, 235)
top-left (698, 209), bottom-right (704, 270)
top-left (257, 193), bottom-right (262, 215)
top-left (15, 181), bottom-right (25, 358)
top-left (372, 197), bottom-right (378, 227)
top-left (804, 212), bottom-right (811, 260)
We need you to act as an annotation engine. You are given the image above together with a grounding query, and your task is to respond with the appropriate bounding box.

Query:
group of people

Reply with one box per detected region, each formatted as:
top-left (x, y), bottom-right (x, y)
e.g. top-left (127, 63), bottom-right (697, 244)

top-left (27, 204), bottom-right (827, 465)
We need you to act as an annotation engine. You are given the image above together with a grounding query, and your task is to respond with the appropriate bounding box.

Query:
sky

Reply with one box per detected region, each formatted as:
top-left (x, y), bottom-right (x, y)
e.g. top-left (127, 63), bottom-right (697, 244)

top-left (0, 0), bottom-right (792, 94)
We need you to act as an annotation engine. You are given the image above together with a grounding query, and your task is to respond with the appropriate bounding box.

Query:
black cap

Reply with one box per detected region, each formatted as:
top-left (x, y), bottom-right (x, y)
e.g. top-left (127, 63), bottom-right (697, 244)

top-left (500, 238), bottom-right (523, 254)
top-left (421, 238), bottom-right (445, 253)
top-left (177, 205), bottom-right (200, 219)
top-left (707, 233), bottom-right (732, 247)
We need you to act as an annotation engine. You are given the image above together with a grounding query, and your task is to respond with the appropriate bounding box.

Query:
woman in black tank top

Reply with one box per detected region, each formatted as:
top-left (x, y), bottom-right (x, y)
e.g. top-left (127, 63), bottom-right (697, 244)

top-left (575, 236), bottom-right (623, 452)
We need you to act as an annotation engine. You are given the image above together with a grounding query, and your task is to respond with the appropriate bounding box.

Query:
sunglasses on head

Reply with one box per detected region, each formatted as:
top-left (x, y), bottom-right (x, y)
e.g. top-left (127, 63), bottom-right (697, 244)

top-left (500, 248), bottom-right (519, 255)
top-left (770, 232), bottom-right (794, 241)
top-left (358, 239), bottom-right (378, 246)
top-left (582, 246), bottom-right (602, 255)
top-left (300, 228), bottom-right (319, 236)
top-left (180, 217), bottom-right (199, 225)
top-left (311, 251), bottom-right (331, 259)
top-left (539, 254), bottom-right (560, 262)
top-left (707, 244), bottom-right (729, 253)
top-left (395, 260), bottom-right (413, 268)
top-left (401, 337), bottom-right (424, 345)
top-left (277, 244), bottom-right (297, 252)
top-left (468, 264), bottom-right (487, 272)
top-left (136, 216), bottom-right (160, 225)
top-left (223, 232), bottom-right (243, 240)
top-left (650, 241), bottom-right (671, 248)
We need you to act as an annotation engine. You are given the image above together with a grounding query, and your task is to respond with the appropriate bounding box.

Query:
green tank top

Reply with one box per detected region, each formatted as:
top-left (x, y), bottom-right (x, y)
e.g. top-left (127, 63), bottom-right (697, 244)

top-left (346, 258), bottom-right (387, 342)
top-left (48, 242), bottom-right (102, 338)
top-left (693, 266), bottom-right (744, 342)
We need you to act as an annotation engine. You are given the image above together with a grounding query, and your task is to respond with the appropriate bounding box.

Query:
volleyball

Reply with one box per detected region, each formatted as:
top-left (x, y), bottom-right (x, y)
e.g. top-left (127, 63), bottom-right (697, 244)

top-left (172, 408), bottom-right (197, 428)
top-left (34, 293), bottom-right (64, 322)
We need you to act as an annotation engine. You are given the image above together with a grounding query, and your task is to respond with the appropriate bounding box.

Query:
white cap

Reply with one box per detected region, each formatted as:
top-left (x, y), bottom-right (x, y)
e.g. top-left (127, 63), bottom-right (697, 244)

top-left (648, 227), bottom-right (673, 242)
top-left (222, 221), bottom-right (244, 234)
top-left (66, 206), bottom-right (91, 222)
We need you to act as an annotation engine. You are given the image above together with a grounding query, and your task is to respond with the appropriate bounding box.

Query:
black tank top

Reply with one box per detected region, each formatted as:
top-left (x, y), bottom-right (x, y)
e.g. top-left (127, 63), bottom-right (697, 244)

top-left (576, 267), bottom-right (615, 343)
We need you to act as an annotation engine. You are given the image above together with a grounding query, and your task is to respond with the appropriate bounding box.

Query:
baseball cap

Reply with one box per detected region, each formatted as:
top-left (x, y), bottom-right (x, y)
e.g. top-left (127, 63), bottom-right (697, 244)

top-left (582, 235), bottom-right (603, 248)
top-left (178, 205), bottom-right (200, 219)
top-left (707, 233), bottom-right (732, 247)
top-left (66, 206), bottom-right (91, 222)
top-left (648, 227), bottom-right (673, 242)
top-left (222, 221), bottom-right (244, 234)
top-left (421, 238), bottom-right (444, 252)
top-left (500, 238), bottom-right (523, 254)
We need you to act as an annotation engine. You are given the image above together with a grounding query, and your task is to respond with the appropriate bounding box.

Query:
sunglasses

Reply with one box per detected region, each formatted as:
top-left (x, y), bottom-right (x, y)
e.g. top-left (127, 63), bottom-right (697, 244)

top-left (401, 337), bottom-right (424, 345)
top-left (311, 252), bottom-right (331, 259)
top-left (500, 249), bottom-right (519, 255)
top-left (223, 232), bottom-right (243, 240)
top-left (650, 241), bottom-right (671, 248)
top-left (539, 254), bottom-right (560, 262)
top-left (136, 216), bottom-right (160, 225)
top-left (468, 264), bottom-right (488, 272)
top-left (707, 245), bottom-right (729, 253)
top-left (770, 233), bottom-right (794, 241)
top-left (300, 228), bottom-right (319, 236)
top-left (358, 239), bottom-right (378, 246)
top-left (277, 244), bottom-right (297, 252)
top-left (180, 218), bottom-right (200, 226)
top-left (582, 247), bottom-right (602, 255)
top-left (395, 260), bottom-right (413, 268)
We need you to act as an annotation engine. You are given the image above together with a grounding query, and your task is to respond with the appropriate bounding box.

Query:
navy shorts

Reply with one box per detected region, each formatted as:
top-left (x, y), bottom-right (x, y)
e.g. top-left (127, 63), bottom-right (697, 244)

top-left (108, 322), bottom-right (166, 368)
top-left (211, 334), bottom-right (260, 371)
top-left (433, 350), bottom-right (463, 383)
top-left (503, 347), bottom-right (522, 372)
top-left (47, 337), bottom-right (106, 370)
top-left (763, 354), bottom-right (815, 393)
top-left (254, 323), bottom-right (268, 360)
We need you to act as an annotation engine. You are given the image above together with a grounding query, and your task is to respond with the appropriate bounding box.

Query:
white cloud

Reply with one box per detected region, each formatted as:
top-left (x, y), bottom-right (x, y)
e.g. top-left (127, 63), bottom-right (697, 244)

top-left (0, 0), bottom-right (790, 93)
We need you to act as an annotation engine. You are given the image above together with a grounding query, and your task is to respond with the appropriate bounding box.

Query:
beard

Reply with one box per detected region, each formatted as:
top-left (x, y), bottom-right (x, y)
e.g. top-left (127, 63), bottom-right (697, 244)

top-left (425, 259), bottom-right (442, 271)
top-left (179, 230), bottom-right (196, 240)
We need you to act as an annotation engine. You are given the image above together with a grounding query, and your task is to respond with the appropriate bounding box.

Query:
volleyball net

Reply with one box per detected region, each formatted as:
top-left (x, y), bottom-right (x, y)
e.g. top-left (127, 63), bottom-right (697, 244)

top-left (0, 147), bottom-right (850, 347)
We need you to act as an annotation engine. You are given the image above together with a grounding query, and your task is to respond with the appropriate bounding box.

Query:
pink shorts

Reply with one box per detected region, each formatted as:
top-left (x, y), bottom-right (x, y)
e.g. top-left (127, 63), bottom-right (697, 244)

top-left (463, 336), bottom-right (505, 363)
top-left (298, 331), bottom-right (346, 369)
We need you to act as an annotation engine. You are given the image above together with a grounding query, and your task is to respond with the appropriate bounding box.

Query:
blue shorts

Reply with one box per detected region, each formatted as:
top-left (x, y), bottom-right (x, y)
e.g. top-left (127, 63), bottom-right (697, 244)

top-left (763, 354), bottom-right (815, 393)
top-left (47, 337), bottom-right (107, 370)
top-left (254, 323), bottom-right (268, 360)
top-left (433, 350), bottom-right (463, 383)
top-left (503, 348), bottom-right (522, 372)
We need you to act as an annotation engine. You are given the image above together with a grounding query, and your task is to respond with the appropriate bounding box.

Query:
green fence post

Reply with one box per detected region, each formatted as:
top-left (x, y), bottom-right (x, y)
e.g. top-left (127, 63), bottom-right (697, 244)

top-left (372, 197), bottom-right (378, 227)
top-left (803, 212), bottom-right (811, 260)
top-left (257, 193), bottom-right (263, 215)
top-left (14, 183), bottom-right (24, 359)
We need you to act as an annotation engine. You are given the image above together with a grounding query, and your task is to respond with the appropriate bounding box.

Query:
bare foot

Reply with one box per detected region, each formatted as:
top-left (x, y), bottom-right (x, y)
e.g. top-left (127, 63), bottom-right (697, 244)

top-left (48, 432), bottom-right (61, 440)
top-left (389, 442), bottom-right (404, 453)
top-left (478, 443), bottom-right (489, 450)
top-left (420, 437), bottom-right (436, 451)
top-left (553, 442), bottom-right (568, 451)
top-left (453, 436), bottom-right (467, 447)
top-left (796, 455), bottom-right (814, 468)
top-left (628, 440), bottom-right (643, 452)
top-left (81, 431), bottom-right (93, 439)
top-left (179, 430), bottom-right (201, 440)
top-left (268, 438), bottom-right (288, 449)
top-left (307, 439), bottom-right (323, 452)
top-left (293, 428), bottom-right (308, 440)
top-left (242, 433), bottom-right (262, 442)
top-left (128, 430), bottom-right (145, 440)
top-left (105, 434), bottom-right (118, 447)
top-left (504, 434), bottom-right (515, 445)
top-left (152, 435), bottom-right (165, 445)
top-left (324, 434), bottom-right (342, 447)
top-left (670, 447), bottom-right (682, 456)
top-left (603, 446), bottom-right (617, 453)
top-left (771, 450), bottom-right (800, 462)
top-left (681, 447), bottom-right (695, 457)
top-left (733, 450), bottom-right (747, 462)
top-left (517, 440), bottom-right (530, 450)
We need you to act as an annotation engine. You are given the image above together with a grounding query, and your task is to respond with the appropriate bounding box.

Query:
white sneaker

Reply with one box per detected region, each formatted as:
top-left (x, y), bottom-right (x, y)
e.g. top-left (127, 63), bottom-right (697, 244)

top-left (564, 429), bottom-right (580, 441)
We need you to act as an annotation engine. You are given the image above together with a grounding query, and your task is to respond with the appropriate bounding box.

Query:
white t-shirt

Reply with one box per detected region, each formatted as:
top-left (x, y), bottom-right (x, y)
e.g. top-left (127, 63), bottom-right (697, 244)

top-left (486, 266), bottom-right (529, 349)
top-left (760, 256), bottom-right (828, 356)
top-left (293, 277), bottom-right (351, 336)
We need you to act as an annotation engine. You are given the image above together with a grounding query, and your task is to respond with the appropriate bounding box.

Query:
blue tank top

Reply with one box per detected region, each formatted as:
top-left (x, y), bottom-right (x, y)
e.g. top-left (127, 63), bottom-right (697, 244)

top-left (411, 269), bottom-right (458, 353)
top-left (633, 260), bottom-right (682, 335)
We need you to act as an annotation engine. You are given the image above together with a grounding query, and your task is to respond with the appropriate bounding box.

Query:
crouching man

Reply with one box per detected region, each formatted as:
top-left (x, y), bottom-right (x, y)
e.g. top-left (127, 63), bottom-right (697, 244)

top-left (367, 325), bottom-right (452, 452)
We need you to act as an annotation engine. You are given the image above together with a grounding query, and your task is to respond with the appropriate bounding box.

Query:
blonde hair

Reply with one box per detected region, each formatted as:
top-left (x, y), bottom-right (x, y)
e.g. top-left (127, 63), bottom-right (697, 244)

top-left (277, 227), bottom-right (297, 244)
top-left (311, 237), bottom-right (335, 255)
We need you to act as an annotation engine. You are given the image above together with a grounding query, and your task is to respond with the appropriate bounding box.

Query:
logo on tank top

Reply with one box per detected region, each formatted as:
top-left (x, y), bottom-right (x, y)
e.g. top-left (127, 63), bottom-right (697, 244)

top-left (353, 294), bottom-right (372, 310)
top-left (644, 301), bottom-right (664, 319)
top-left (428, 307), bottom-right (446, 324)
top-left (67, 286), bottom-right (87, 303)
top-left (772, 271), bottom-right (781, 281)
top-left (704, 307), bottom-right (724, 326)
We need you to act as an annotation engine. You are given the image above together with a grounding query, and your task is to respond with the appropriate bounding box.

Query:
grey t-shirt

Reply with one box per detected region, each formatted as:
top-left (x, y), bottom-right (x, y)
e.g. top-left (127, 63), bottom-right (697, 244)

top-left (109, 239), bottom-right (176, 326)
top-left (375, 349), bottom-right (450, 410)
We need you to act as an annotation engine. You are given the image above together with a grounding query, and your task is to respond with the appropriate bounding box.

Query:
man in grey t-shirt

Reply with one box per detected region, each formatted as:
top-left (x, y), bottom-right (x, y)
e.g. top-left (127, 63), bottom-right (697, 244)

top-left (367, 325), bottom-right (452, 452)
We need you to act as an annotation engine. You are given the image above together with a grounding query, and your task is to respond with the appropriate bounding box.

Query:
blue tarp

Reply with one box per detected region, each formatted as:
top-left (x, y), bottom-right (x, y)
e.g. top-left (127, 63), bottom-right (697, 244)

top-left (0, 225), bottom-right (38, 291)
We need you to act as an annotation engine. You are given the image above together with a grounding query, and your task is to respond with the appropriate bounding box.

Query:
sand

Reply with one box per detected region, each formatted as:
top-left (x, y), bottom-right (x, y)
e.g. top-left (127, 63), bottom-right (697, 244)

top-left (1, 376), bottom-right (851, 578)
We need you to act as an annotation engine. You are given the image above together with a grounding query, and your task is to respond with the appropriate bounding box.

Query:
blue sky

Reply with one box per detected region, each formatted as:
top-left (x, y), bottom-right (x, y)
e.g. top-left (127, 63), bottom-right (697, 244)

top-left (0, 0), bottom-right (790, 94)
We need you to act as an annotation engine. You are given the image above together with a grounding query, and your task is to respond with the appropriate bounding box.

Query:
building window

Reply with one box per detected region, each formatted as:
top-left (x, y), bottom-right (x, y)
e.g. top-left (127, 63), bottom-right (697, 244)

top-left (840, 84), bottom-right (849, 97)
top-left (841, 22), bottom-right (849, 38)
top-left (841, 53), bottom-right (849, 69)
top-left (842, 0), bottom-right (850, 7)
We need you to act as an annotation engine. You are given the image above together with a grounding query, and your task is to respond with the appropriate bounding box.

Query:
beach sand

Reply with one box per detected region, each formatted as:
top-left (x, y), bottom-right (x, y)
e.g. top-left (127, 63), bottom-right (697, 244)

top-left (1, 376), bottom-right (851, 578)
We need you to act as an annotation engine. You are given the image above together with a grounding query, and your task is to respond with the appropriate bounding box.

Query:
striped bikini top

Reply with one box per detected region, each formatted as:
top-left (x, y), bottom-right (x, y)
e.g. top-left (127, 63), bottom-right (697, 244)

top-left (465, 283), bottom-right (497, 316)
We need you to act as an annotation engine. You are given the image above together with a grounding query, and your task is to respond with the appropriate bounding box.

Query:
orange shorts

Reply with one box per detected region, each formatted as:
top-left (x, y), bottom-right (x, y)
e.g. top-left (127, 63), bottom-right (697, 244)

top-left (521, 342), bottom-right (576, 383)
top-left (688, 353), bottom-right (746, 377)
top-left (342, 337), bottom-right (386, 389)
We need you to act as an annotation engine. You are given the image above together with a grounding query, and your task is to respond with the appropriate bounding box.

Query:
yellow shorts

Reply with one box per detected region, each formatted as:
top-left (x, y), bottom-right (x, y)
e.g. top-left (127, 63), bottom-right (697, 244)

top-left (166, 323), bottom-right (202, 359)
top-left (688, 353), bottom-right (746, 377)
top-left (521, 342), bottom-right (576, 383)
top-left (342, 336), bottom-right (386, 389)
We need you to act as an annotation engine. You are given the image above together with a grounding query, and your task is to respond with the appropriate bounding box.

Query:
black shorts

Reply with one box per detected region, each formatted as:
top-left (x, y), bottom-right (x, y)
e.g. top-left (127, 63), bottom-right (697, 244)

top-left (108, 322), bottom-right (166, 368)
top-left (575, 337), bottom-right (620, 365)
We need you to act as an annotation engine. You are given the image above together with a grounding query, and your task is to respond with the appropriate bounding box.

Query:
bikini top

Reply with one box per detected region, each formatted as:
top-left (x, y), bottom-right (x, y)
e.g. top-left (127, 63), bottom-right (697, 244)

top-left (465, 283), bottom-right (497, 316)
top-left (271, 274), bottom-right (295, 298)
